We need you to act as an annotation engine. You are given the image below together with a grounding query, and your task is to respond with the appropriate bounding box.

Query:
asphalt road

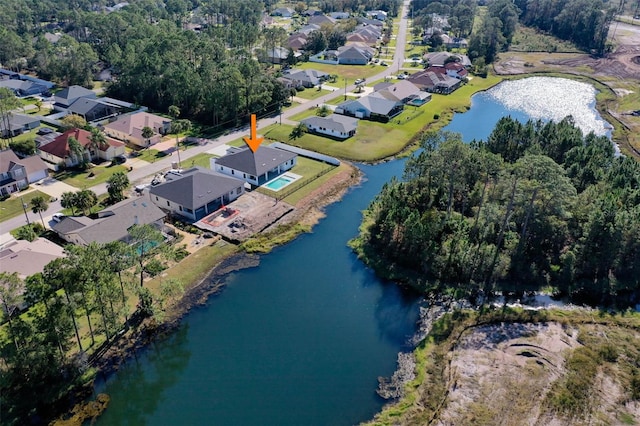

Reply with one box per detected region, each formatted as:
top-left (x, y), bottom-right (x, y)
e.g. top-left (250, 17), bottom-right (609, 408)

top-left (0, 0), bottom-right (411, 235)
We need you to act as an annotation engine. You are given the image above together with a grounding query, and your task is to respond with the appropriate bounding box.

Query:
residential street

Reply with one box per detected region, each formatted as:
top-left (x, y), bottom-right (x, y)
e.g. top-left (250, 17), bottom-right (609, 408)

top-left (0, 0), bottom-right (411, 236)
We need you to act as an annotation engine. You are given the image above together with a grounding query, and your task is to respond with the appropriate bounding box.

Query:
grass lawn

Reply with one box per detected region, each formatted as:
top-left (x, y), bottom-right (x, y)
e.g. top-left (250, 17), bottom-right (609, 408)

top-left (183, 152), bottom-right (216, 168)
top-left (281, 161), bottom-right (347, 206)
top-left (296, 62), bottom-right (384, 84)
top-left (289, 106), bottom-right (321, 121)
top-left (134, 149), bottom-right (168, 163)
top-left (262, 75), bottom-right (503, 162)
top-left (0, 190), bottom-right (52, 222)
top-left (257, 156), bottom-right (335, 205)
top-left (294, 87), bottom-right (332, 100)
top-left (54, 164), bottom-right (128, 188)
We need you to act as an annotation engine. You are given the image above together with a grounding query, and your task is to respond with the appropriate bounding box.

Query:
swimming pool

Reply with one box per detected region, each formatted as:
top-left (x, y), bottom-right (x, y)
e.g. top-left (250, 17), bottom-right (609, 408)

top-left (263, 173), bottom-right (301, 192)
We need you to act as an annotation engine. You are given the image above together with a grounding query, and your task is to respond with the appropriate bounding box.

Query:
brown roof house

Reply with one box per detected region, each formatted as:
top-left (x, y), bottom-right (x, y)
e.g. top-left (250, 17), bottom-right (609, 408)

top-left (407, 69), bottom-right (462, 94)
top-left (38, 128), bottom-right (125, 169)
top-left (103, 111), bottom-right (172, 147)
top-left (0, 149), bottom-right (49, 196)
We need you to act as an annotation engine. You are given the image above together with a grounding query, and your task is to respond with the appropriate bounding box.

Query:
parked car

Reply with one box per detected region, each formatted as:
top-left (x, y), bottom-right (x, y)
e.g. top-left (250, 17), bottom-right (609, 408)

top-left (354, 78), bottom-right (365, 84)
top-left (37, 127), bottom-right (54, 135)
top-left (381, 61), bottom-right (388, 66)
top-left (52, 213), bottom-right (65, 223)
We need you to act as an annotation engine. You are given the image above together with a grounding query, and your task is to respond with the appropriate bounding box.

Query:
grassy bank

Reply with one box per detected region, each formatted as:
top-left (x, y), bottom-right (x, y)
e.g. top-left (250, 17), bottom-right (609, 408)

top-left (268, 74), bottom-right (502, 162)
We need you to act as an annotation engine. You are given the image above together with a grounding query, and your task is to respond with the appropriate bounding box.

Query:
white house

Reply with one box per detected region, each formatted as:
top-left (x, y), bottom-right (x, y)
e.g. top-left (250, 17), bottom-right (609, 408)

top-left (300, 114), bottom-right (358, 140)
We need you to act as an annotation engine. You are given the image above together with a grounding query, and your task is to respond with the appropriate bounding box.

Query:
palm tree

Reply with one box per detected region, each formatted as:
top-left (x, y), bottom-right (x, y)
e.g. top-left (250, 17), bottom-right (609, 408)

top-left (68, 136), bottom-right (86, 166)
top-left (170, 119), bottom-right (191, 168)
top-left (30, 195), bottom-right (49, 227)
top-left (60, 191), bottom-right (78, 215)
top-left (76, 189), bottom-right (98, 216)
top-left (141, 126), bottom-right (154, 147)
top-left (107, 171), bottom-right (130, 202)
top-left (88, 128), bottom-right (107, 161)
top-left (289, 123), bottom-right (307, 140)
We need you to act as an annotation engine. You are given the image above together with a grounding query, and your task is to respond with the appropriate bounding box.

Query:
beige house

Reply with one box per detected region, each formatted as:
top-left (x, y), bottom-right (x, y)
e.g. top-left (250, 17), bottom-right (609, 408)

top-left (38, 128), bottom-right (125, 169)
top-left (103, 112), bottom-right (172, 147)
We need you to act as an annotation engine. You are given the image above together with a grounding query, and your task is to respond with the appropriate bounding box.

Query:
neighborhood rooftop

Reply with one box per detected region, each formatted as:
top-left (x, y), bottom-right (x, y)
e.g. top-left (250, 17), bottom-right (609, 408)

top-left (214, 146), bottom-right (298, 177)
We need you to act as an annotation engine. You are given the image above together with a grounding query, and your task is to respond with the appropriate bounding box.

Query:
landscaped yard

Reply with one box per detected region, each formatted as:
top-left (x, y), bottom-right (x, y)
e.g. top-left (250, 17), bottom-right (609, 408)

top-left (294, 87), bottom-right (332, 100)
top-left (183, 152), bottom-right (216, 168)
top-left (264, 74), bottom-right (503, 161)
top-left (0, 190), bottom-right (52, 222)
top-left (54, 164), bottom-right (128, 188)
top-left (257, 156), bottom-right (338, 206)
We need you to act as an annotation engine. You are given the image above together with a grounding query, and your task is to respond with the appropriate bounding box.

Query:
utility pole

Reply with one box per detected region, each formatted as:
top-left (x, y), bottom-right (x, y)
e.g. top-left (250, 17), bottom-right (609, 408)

top-left (21, 196), bottom-right (30, 225)
top-left (344, 78), bottom-right (347, 100)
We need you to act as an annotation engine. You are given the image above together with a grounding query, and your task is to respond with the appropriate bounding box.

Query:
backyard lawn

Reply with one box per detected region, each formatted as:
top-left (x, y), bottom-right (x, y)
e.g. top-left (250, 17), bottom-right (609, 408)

top-left (54, 164), bottom-right (128, 188)
top-left (0, 190), bottom-right (52, 222)
top-left (264, 74), bottom-right (503, 162)
top-left (294, 87), bottom-right (332, 100)
top-left (184, 152), bottom-right (216, 168)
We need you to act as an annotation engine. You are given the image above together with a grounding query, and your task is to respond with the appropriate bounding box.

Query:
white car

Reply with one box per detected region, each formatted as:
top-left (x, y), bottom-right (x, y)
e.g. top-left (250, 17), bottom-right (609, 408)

top-left (52, 213), bottom-right (65, 223)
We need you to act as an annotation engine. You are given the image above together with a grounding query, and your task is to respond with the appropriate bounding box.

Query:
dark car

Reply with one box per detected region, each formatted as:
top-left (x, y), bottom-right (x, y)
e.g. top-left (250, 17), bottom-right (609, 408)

top-left (37, 127), bottom-right (54, 135)
top-left (113, 155), bottom-right (127, 164)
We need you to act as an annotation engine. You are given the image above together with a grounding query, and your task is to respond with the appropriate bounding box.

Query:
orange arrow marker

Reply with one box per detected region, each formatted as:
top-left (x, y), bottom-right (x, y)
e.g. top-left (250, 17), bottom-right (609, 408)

top-left (243, 114), bottom-right (264, 153)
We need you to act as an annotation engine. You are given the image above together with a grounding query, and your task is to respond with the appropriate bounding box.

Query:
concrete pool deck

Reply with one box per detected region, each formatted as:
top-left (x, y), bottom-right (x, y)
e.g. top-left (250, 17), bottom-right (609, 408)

top-left (194, 191), bottom-right (294, 242)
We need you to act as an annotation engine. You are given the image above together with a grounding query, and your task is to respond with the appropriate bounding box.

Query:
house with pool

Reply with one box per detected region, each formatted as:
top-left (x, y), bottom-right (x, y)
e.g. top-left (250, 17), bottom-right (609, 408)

top-left (211, 146), bottom-right (298, 187)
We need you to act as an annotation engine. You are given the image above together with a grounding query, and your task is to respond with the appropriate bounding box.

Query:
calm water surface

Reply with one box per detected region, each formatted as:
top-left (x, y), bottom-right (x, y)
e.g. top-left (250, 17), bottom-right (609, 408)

top-left (95, 77), bottom-right (611, 425)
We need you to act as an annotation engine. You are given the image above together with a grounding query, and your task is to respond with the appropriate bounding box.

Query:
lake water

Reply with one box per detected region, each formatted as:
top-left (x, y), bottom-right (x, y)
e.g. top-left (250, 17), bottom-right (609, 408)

top-left (94, 77), bottom-right (611, 425)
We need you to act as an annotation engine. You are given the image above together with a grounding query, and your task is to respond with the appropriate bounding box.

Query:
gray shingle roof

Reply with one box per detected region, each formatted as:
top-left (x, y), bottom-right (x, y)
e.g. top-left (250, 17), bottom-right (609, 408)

top-left (215, 146), bottom-right (297, 177)
top-left (301, 114), bottom-right (358, 133)
top-left (339, 93), bottom-right (401, 115)
top-left (52, 196), bottom-right (166, 244)
top-left (56, 85), bottom-right (95, 101)
top-left (149, 167), bottom-right (243, 210)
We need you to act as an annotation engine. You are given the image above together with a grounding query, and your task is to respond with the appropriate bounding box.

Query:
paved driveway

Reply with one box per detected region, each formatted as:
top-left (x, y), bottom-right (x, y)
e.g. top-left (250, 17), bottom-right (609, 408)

top-left (32, 177), bottom-right (77, 199)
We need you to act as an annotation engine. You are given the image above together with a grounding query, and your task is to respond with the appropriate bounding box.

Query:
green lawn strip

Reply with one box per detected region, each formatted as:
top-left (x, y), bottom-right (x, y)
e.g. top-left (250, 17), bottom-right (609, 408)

top-left (53, 164), bottom-right (128, 188)
top-left (289, 107), bottom-right (320, 122)
top-left (281, 162), bottom-right (345, 206)
top-left (133, 149), bottom-right (167, 163)
top-left (263, 76), bottom-right (502, 162)
top-left (0, 190), bottom-right (52, 222)
top-left (294, 87), bottom-right (332, 100)
top-left (182, 152), bottom-right (216, 169)
top-left (296, 62), bottom-right (384, 83)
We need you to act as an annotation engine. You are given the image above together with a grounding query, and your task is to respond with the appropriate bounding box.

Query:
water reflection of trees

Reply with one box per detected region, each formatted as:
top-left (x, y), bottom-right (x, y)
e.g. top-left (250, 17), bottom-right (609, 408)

top-left (98, 326), bottom-right (191, 425)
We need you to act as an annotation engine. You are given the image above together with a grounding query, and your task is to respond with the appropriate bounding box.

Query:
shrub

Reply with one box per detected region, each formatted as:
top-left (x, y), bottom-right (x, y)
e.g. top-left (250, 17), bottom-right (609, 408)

top-left (433, 114), bottom-right (440, 119)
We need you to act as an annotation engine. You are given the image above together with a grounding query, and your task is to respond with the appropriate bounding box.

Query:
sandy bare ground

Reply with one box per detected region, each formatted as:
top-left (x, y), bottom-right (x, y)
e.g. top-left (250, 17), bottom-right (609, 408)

top-left (435, 322), bottom-right (640, 426)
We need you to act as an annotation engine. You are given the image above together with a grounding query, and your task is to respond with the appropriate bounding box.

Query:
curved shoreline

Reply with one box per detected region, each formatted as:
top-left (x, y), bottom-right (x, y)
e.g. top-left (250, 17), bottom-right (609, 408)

top-left (56, 73), bottom-right (627, 424)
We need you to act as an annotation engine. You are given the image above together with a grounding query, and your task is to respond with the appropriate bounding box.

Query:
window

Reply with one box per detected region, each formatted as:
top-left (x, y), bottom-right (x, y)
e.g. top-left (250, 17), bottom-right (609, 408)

top-left (179, 206), bottom-right (183, 211)
top-left (167, 201), bottom-right (170, 206)
top-left (155, 196), bottom-right (159, 201)
top-left (231, 170), bottom-right (234, 175)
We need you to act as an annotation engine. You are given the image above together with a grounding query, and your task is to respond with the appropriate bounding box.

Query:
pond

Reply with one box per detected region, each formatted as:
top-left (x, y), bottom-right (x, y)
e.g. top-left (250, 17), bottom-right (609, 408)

top-left (94, 77), bottom-right (612, 425)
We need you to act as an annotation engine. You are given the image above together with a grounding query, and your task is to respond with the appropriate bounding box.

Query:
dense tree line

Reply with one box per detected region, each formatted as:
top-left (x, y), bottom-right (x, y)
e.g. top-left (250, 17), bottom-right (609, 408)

top-left (318, 0), bottom-right (400, 16)
top-left (514, 0), bottom-right (615, 54)
top-left (0, 224), bottom-right (181, 424)
top-left (467, 0), bottom-right (520, 63)
top-left (353, 118), bottom-right (640, 307)
top-left (412, 0), bottom-right (477, 38)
